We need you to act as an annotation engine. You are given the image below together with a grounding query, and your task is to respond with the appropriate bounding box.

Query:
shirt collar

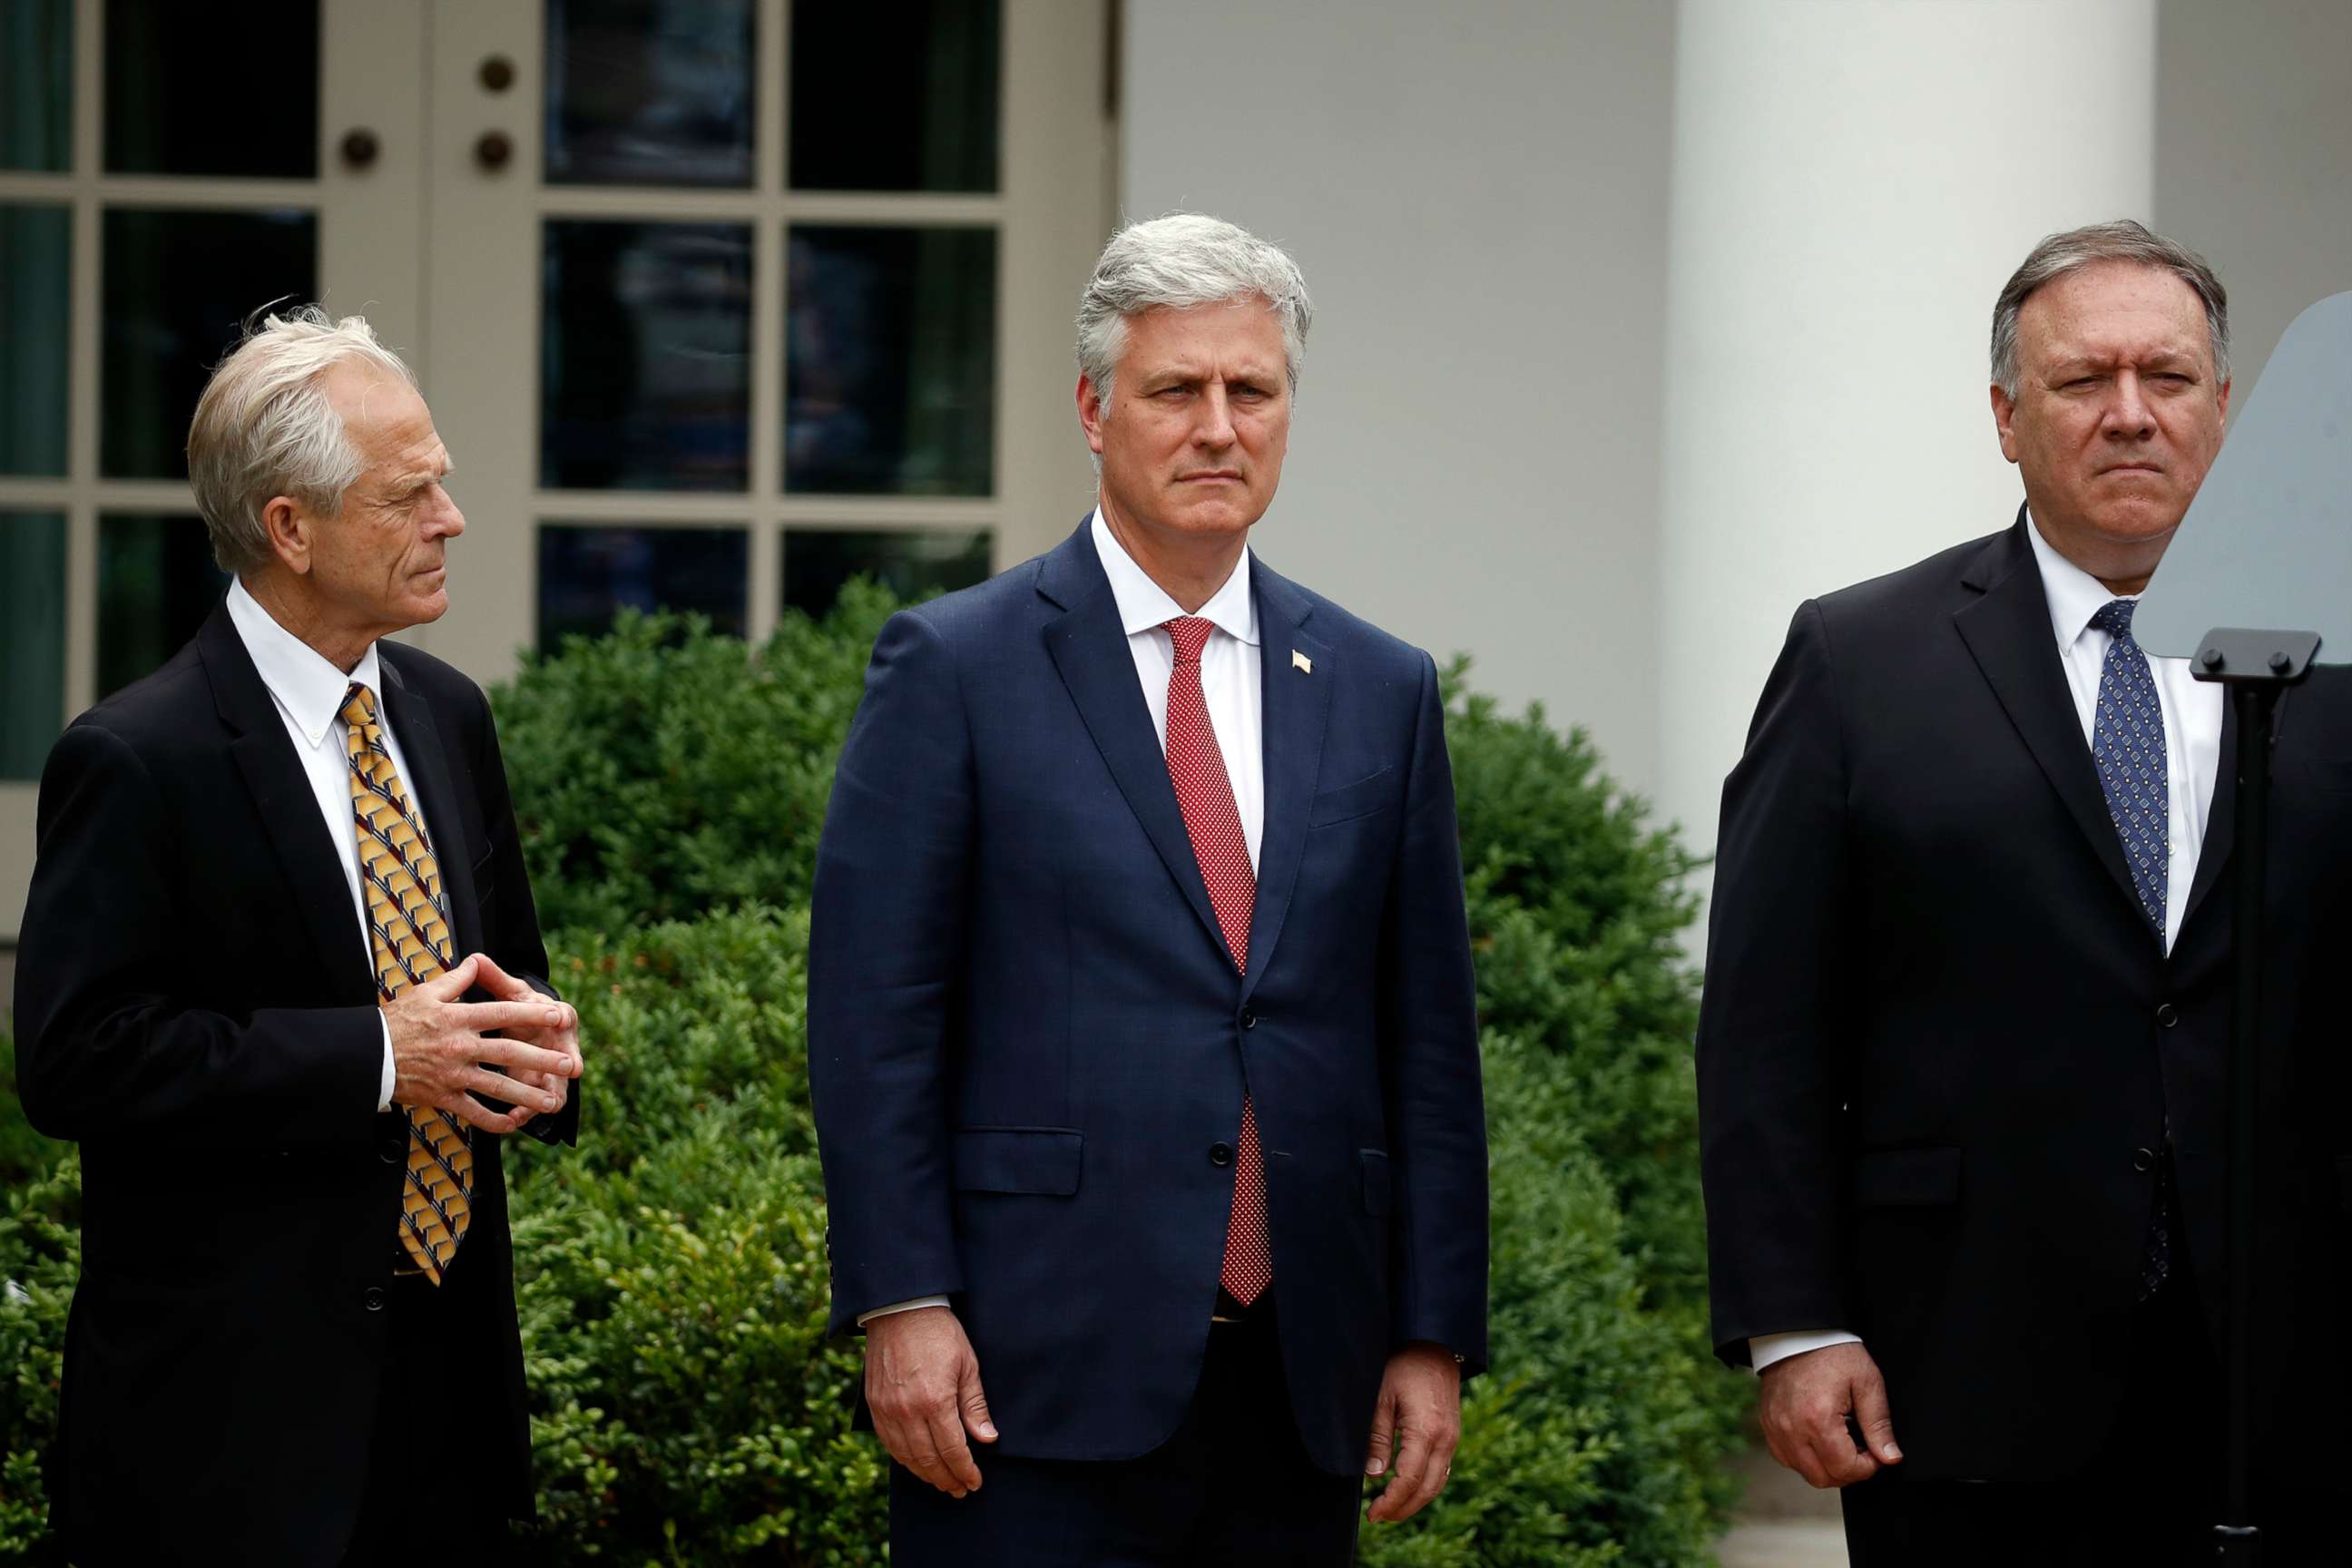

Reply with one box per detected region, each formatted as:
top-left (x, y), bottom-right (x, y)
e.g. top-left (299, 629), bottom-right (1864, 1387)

top-left (2024, 508), bottom-right (2134, 652)
top-left (1089, 507), bottom-right (1259, 647)
top-left (224, 576), bottom-right (385, 749)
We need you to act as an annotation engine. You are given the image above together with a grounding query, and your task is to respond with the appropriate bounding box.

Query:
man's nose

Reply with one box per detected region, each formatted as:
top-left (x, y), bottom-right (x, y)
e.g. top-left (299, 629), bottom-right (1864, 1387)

top-left (429, 490), bottom-right (466, 539)
top-left (2103, 372), bottom-right (2156, 437)
top-left (1192, 386), bottom-right (1236, 447)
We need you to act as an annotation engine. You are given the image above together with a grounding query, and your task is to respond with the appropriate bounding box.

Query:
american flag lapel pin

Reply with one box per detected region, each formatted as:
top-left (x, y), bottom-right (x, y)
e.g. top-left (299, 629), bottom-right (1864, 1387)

top-left (1292, 649), bottom-right (1313, 675)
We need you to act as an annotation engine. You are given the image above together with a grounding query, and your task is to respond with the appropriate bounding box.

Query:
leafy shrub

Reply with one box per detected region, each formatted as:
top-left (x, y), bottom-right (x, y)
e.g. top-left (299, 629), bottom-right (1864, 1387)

top-left (0, 1038), bottom-right (74, 1568)
top-left (501, 908), bottom-right (884, 1565)
top-left (497, 592), bottom-right (897, 936)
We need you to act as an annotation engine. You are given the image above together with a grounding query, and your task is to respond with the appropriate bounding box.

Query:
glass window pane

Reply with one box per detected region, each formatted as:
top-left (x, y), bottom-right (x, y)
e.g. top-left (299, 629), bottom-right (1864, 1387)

top-left (545, 0), bottom-right (754, 188)
top-left (2, 0), bottom-right (73, 172)
top-left (102, 207), bottom-right (318, 480)
top-left (99, 513), bottom-right (228, 698)
top-left (1, 512), bottom-right (67, 779)
top-left (542, 220), bottom-right (751, 492)
top-left (537, 524), bottom-right (747, 648)
top-left (782, 528), bottom-right (991, 619)
top-left (789, 0), bottom-right (998, 193)
top-left (785, 226), bottom-right (995, 496)
top-left (103, 0), bottom-right (316, 178)
top-left (1, 204), bottom-right (70, 476)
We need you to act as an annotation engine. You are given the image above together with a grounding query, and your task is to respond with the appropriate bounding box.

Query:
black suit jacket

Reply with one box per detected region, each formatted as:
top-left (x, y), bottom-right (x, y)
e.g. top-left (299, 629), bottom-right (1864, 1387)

top-left (14, 602), bottom-right (575, 1565)
top-left (808, 524), bottom-right (1487, 1476)
top-left (1698, 512), bottom-right (2352, 1486)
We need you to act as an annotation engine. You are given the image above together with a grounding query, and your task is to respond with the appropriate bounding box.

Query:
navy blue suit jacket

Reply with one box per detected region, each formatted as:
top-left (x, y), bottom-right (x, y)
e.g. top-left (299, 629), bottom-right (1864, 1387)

top-left (808, 522), bottom-right (1487, 1475)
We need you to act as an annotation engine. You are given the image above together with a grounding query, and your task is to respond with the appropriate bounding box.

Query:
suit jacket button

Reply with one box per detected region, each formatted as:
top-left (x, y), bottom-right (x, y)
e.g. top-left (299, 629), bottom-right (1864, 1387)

top-left (1240, 1007), bottom-right (1258, 1031)
top-left (2155, 1002), bottom-right (2180, 1028)
top-left (1210, 1142), bottom-right (1234, 1168)
top-left (2133, 1147), bottom-right (2157, 1171)
top-left (380, 1133), bottom-right (407, 1163)
top-left (363, 1286), bottom-right (387, 1312)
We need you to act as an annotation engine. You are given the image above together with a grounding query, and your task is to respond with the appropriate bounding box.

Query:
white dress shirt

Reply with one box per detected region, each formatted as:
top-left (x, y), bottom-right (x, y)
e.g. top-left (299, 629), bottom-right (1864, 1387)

top-left (857, 507), bottom-right (1269, 1328)
top-left (224, 579), bottom-right (420, 1113)
top-left (1748, 514), bottom-right (2225, 1375)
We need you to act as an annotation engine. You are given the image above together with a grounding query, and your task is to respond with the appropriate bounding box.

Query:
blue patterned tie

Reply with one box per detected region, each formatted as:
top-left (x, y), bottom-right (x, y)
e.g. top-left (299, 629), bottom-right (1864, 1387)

top-left (2089, 599), bottom-right (2167, 939)
top-left (2089, 598), bottom-right (2172, 1298)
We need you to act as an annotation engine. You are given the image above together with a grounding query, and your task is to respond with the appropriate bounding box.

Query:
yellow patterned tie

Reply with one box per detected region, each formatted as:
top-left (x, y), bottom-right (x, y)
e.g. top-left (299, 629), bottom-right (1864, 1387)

top-left (340, 682), bottom-right (473, 1284)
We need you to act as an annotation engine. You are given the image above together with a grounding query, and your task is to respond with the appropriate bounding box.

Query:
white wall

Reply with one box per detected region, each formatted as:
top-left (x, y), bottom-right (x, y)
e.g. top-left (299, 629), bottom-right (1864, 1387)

top-left (1121, 0), bottom-right (1678, 789)
top-left (2154, 0), bottom-right (2352, 403)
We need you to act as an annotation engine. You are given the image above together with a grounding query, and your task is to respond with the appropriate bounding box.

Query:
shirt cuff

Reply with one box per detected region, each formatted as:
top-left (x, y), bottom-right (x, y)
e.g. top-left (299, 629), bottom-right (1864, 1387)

top-left (377, 1013), bottom-right (396, 1113)
top-left (1749, 1329), bottom-right (1862, 1373)
top-left (857, 1295), bottom-right (951, 1327)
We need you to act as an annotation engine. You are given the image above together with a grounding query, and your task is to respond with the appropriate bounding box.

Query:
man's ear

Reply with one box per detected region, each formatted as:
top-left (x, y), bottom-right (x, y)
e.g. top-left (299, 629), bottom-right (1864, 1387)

top-left (1076, 374), bottom-right (1107, 456)
top-left (261, 495), bottom-right (315, 575)
top-left (1989, 382), bottom-right (2022, 466)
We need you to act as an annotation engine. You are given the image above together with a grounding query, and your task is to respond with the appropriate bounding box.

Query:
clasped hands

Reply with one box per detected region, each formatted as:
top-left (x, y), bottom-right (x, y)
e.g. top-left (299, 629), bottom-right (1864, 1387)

top-left (383, 952), bottom-right (583, 1133)
top-left (864, 1306), bottom-right (1462, 1522)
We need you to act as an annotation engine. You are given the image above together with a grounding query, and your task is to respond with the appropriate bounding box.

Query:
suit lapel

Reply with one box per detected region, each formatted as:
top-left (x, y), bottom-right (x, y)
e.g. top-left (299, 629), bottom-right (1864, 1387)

top-left (1037, 526), bottom-right (1230, 965)
top-left (1241, 566), bottom-right (1333, 1001)
top-left (1952, 514), bottom-right (2147, 926)
top-left (200, 604), bottom-right (377, 1002)
top-left (378, 652), bottom-right (484, 961)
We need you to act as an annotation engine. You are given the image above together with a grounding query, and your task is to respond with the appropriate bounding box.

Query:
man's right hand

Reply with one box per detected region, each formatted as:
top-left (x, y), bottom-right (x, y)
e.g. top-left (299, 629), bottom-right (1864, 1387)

top-left (1758, 1340), bottom-right (1903, 1488)
top-left (865, 1305), bottom-right (998, 1497)
top-left (384, 954), bottom-right (582, 1133)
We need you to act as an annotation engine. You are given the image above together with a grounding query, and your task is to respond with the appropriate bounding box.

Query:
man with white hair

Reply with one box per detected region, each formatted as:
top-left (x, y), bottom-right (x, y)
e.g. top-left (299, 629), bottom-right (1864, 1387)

top-left (809, 214), bottom-right (1488, 1562)
top-left (15, 307), bottom-right (583, 1565)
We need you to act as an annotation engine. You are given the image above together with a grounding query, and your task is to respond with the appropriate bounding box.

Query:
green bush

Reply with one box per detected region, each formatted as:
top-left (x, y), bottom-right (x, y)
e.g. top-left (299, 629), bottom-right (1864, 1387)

top-left (0, 1032), bottom-right (73, 1567)
top-left (498, 592), bottom-right (897, 935)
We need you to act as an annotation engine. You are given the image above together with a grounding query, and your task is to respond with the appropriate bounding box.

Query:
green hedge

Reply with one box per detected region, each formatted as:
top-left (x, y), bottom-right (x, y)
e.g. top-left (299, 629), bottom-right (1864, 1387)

top-left (0, 593), bottom-right (1748, 1563)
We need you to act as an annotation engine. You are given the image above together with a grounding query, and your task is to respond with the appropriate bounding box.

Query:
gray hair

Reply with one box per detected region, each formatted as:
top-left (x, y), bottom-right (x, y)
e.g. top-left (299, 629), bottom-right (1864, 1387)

top-left (1075, 213), bottom-right (1313, 411)
top-left (186, 305), bottom-right (416, 574)
top-left (1991, 220), bottom-right (2229, 398)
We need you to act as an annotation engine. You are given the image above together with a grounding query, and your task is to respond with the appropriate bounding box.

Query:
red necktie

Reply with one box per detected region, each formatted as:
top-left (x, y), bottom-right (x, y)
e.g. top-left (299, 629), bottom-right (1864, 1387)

top-left (1161, 616), bottom-right (1272, 1305)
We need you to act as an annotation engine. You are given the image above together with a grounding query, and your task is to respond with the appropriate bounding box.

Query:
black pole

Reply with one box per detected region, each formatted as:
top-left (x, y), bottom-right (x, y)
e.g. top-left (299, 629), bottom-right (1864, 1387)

top-left (2214, 680), bottom-right (2275, 1566)
top-left (2193, 627), bottom-right (2319, 1564)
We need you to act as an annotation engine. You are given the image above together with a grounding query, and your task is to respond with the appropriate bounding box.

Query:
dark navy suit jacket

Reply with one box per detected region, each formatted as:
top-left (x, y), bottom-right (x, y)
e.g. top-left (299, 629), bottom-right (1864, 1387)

top-left (808, 522), bottom-right (1487, 1475)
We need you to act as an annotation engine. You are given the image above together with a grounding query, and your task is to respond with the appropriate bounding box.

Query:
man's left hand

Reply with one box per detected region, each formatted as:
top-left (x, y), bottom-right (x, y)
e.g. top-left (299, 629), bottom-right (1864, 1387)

top-left (472, 952), bottom-right (583, 1121)
top-left (1364, 1341), bottom-right (1462, 1524)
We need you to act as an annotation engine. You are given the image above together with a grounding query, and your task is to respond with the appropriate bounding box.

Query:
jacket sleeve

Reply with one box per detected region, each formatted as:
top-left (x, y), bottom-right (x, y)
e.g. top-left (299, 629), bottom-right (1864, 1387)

top-left (1695, 600), bottom-right (1854, 1365)
top-left (466, 684), bottom-right (579, 1149)
top-left (1377, 650), bottom-right (1490, 1374)
top-left (807, 608), bottom-right (974, 1333)
top-left (14, 719), bottom-right (385, 1143)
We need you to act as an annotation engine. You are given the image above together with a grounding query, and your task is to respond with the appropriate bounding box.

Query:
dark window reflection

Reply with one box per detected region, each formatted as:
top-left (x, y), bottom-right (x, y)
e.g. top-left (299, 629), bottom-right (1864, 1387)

top-left (537, 524), bottom-right (747, 648)
top-left (2, 511), bottom-right (67, 779)
top-left (102, 207), bottom-right (317, 480)
top-left (1, 203), bottom-right (71, 476)
top-left (545, 0), bottom-right (754, 187)
top-left (786, 226), bottom-right (995, 496)
top-left (783, 528), bottom-right (992, 619)
top-left (542, 220), bottom-right (751, 492)
top-left (2, 0), bottom-right (73, 172)
top-left (789, 0), bottom-right (999, 192)
top-left (103, 0), bottom-right (316, 177)
top-left (99, 513), bottom-right (229, 697)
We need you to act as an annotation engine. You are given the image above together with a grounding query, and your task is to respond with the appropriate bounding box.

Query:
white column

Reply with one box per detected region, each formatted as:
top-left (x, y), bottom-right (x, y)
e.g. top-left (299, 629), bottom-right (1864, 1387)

top-left (1654, 0), bottom-right (2156, 925)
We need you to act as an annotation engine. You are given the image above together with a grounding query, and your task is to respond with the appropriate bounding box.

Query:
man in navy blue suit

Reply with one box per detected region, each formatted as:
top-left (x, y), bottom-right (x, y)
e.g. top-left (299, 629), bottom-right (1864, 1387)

top-left (808, 214), bottom-right (1488, 1563)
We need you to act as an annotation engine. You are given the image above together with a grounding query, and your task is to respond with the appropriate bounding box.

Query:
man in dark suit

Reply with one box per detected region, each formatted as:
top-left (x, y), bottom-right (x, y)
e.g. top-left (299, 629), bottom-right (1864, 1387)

top-left (14, 307), bottom-right (583, 1566)
top-left (808, 213), bottom-right (1488, 1564)
top-left (1699, 220), bottom-right (2352, 1562)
